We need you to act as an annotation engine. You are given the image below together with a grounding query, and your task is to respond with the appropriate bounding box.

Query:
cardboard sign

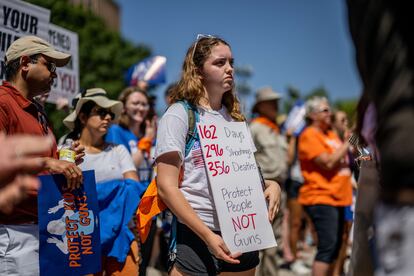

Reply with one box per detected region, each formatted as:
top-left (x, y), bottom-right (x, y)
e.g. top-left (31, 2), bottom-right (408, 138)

top-left (0, 0), bottom-right (50, 80)
top-left (46, 23), bottom-right (79, 105)
top-left (197, 121), bottom-right (277, 253)
top-left (38, 170), bottom-right (101, 276)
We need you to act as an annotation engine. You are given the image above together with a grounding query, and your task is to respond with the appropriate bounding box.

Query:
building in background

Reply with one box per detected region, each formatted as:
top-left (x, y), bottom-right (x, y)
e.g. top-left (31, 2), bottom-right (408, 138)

top-left (69, 0), bottom-right (120, 31)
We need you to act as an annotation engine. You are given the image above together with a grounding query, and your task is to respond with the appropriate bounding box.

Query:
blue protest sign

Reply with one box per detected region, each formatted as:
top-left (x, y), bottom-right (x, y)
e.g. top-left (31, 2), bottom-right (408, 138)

top-left (125, 55), bottom-right (167, 86)
top-left (38, 170), bottom-right (101, 276)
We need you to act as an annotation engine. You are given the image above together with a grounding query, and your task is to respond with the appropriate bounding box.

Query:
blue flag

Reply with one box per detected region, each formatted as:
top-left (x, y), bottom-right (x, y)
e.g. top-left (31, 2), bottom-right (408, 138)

top-left (96, 178), bottom-right (148, 262)
top-left (38, 170), bottom-right (101, 276)
top-left (125, 56), bottom-right (167, 86)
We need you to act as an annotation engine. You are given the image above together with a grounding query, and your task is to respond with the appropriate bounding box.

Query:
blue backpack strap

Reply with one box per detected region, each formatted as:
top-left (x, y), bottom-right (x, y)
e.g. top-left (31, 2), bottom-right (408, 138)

top-left (167, 215), bottom-right (178, 266)
top-left (168, 100), bottom-right (199, 268)
top-left (176, 100), bottom-right (199, 157)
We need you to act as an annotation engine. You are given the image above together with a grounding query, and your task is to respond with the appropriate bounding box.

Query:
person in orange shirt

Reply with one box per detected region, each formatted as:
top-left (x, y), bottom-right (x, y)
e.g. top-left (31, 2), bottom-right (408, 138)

top-left (298, 97), bottom-right (352, 276)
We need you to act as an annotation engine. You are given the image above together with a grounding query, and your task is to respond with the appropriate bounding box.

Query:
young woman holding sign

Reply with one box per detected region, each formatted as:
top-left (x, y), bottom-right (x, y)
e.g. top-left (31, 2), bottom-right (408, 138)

top-left (155, 35), bottom-right (281, 276)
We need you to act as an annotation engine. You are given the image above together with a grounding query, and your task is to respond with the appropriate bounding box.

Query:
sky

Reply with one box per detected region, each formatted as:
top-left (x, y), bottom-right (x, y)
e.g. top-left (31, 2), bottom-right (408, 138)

top-left (117, 0), bottom-right (362, 112)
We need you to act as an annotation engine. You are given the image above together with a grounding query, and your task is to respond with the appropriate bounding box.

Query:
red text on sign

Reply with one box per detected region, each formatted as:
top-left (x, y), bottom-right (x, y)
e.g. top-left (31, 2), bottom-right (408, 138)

top-left (232, 213), bottom-right (257, 232)
top-left (208, 161), bottom-right (230, 176)
top-left (204, 144), bottom-right (224, 158)
top-left (198, 125), bottom-right (218, 140)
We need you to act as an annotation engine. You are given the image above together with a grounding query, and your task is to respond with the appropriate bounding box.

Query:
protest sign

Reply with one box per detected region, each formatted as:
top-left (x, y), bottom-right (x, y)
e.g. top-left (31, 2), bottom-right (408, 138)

top-left (0, 0), bottom-right (50, 80)
top-left (38, 170), bottom-right (101, 276)
top-left (125, 55), bottom-right (167, 86)
top-left (282, 99), bottom-right (306, 136)
top-left (46, 23), bottom-right (79, 105)
top-left (197, 121), bottom-right (277, 253)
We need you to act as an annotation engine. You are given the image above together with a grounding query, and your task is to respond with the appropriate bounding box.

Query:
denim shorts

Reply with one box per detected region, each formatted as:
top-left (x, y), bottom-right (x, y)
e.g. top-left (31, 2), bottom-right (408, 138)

top-left (344, 205), bottom-right (354, 222)
top-left (170, 222), bottom-right (259, 275)
top-left (286, 179), bottom-right (303, 199)
top-left (304, 205), bottom-right (344, 263)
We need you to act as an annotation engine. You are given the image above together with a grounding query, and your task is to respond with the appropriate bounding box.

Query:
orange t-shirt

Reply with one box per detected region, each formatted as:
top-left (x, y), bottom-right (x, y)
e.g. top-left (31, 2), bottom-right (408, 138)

top-left (298, 126), bottom-right (352, 206)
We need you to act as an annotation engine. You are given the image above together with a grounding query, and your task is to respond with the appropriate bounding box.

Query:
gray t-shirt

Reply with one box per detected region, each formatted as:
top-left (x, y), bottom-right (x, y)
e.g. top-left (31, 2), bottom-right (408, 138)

top-left (79, 143), bottom-right (136, 183)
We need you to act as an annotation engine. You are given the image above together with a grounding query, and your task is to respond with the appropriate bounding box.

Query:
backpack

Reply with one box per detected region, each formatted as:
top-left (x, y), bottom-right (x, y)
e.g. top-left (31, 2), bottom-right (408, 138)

top-left (179, 101), bottom-right (199, 157)
top-left (136, 100), bottom-right (199, 259)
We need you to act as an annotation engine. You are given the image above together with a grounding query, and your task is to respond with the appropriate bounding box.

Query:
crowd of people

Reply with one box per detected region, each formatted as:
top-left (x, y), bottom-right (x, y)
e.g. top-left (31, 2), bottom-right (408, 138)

top-left (248, 88), bottom-right (357, 276)
top-left (1, 1), bottom-right (412, 274)
top-left (0, 35), bottom-right (276, 276)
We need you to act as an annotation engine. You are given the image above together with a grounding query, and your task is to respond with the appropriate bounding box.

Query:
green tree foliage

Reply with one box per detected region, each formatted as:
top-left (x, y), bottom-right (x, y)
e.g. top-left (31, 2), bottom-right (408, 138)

top-left (25, 0), bottom-right (151, 138)
top-left (305, 85), bottom-right (330, 101)
top-left (333, 98), bottom-right (358, 125)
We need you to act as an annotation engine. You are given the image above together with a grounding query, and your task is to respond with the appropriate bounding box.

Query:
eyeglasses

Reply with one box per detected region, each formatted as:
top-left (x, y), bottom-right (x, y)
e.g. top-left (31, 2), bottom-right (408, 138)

top-left (94, 108), bottom-right (115, 120)
top-left (30, 57), bottom-right (56, 73)
top-left (45, 61), bottom-right (56, 73)
top-left (318, 107), bottom-right (331, 113)
top-left (192, 34), bottom-right (216, 61)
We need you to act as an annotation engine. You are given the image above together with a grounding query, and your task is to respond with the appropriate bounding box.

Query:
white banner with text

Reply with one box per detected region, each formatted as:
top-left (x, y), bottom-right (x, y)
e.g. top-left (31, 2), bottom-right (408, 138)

top-left (0, 0), bottom-right (50, 80)
top-left (46, 23), bottom-right (79, 105)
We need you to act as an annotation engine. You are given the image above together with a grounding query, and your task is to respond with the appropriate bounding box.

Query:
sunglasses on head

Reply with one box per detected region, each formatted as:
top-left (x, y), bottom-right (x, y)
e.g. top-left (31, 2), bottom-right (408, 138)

top-left (95, 108), bottom-right (115, 120)
top-left (192, 33), bottom-right (216, 61)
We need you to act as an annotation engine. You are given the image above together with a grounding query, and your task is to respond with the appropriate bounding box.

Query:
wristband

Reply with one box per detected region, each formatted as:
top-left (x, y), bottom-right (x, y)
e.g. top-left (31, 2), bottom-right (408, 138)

top-left (138, 137), bottom-right (152, 153)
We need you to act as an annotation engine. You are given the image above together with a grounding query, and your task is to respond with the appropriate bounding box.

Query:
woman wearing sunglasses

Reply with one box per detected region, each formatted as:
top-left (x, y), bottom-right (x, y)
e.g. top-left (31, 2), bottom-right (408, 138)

top-left (63, 88), bottom-right (140, 275)
top-left (297, 97), bottom-right (352, 276)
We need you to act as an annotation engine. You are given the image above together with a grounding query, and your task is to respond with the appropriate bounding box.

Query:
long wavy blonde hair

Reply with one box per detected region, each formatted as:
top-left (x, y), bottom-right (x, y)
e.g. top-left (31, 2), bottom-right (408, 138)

top-left (170, 36), bottom-right (245, 121)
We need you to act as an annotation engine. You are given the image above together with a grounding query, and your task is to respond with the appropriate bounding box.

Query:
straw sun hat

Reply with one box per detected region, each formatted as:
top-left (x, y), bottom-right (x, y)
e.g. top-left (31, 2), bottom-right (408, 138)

top-left (63, 88), bottom-right (123, 130)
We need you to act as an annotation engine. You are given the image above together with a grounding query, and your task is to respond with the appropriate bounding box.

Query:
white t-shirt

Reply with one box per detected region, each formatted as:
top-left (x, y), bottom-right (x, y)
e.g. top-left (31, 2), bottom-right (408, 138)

top-left (156, 103), bottom-right (236, 230)
top-left (79, 143), bottom-right (136, 183)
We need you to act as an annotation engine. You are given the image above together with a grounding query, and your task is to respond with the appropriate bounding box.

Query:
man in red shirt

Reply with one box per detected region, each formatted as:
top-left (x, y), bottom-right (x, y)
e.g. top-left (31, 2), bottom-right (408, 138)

top-left (0, 36), bottom-right (84, 275)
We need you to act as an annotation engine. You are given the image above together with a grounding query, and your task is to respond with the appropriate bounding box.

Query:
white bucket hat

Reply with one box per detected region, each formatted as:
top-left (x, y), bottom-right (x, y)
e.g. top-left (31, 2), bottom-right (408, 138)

top-left (63, 88), bottom-right (123, 130)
